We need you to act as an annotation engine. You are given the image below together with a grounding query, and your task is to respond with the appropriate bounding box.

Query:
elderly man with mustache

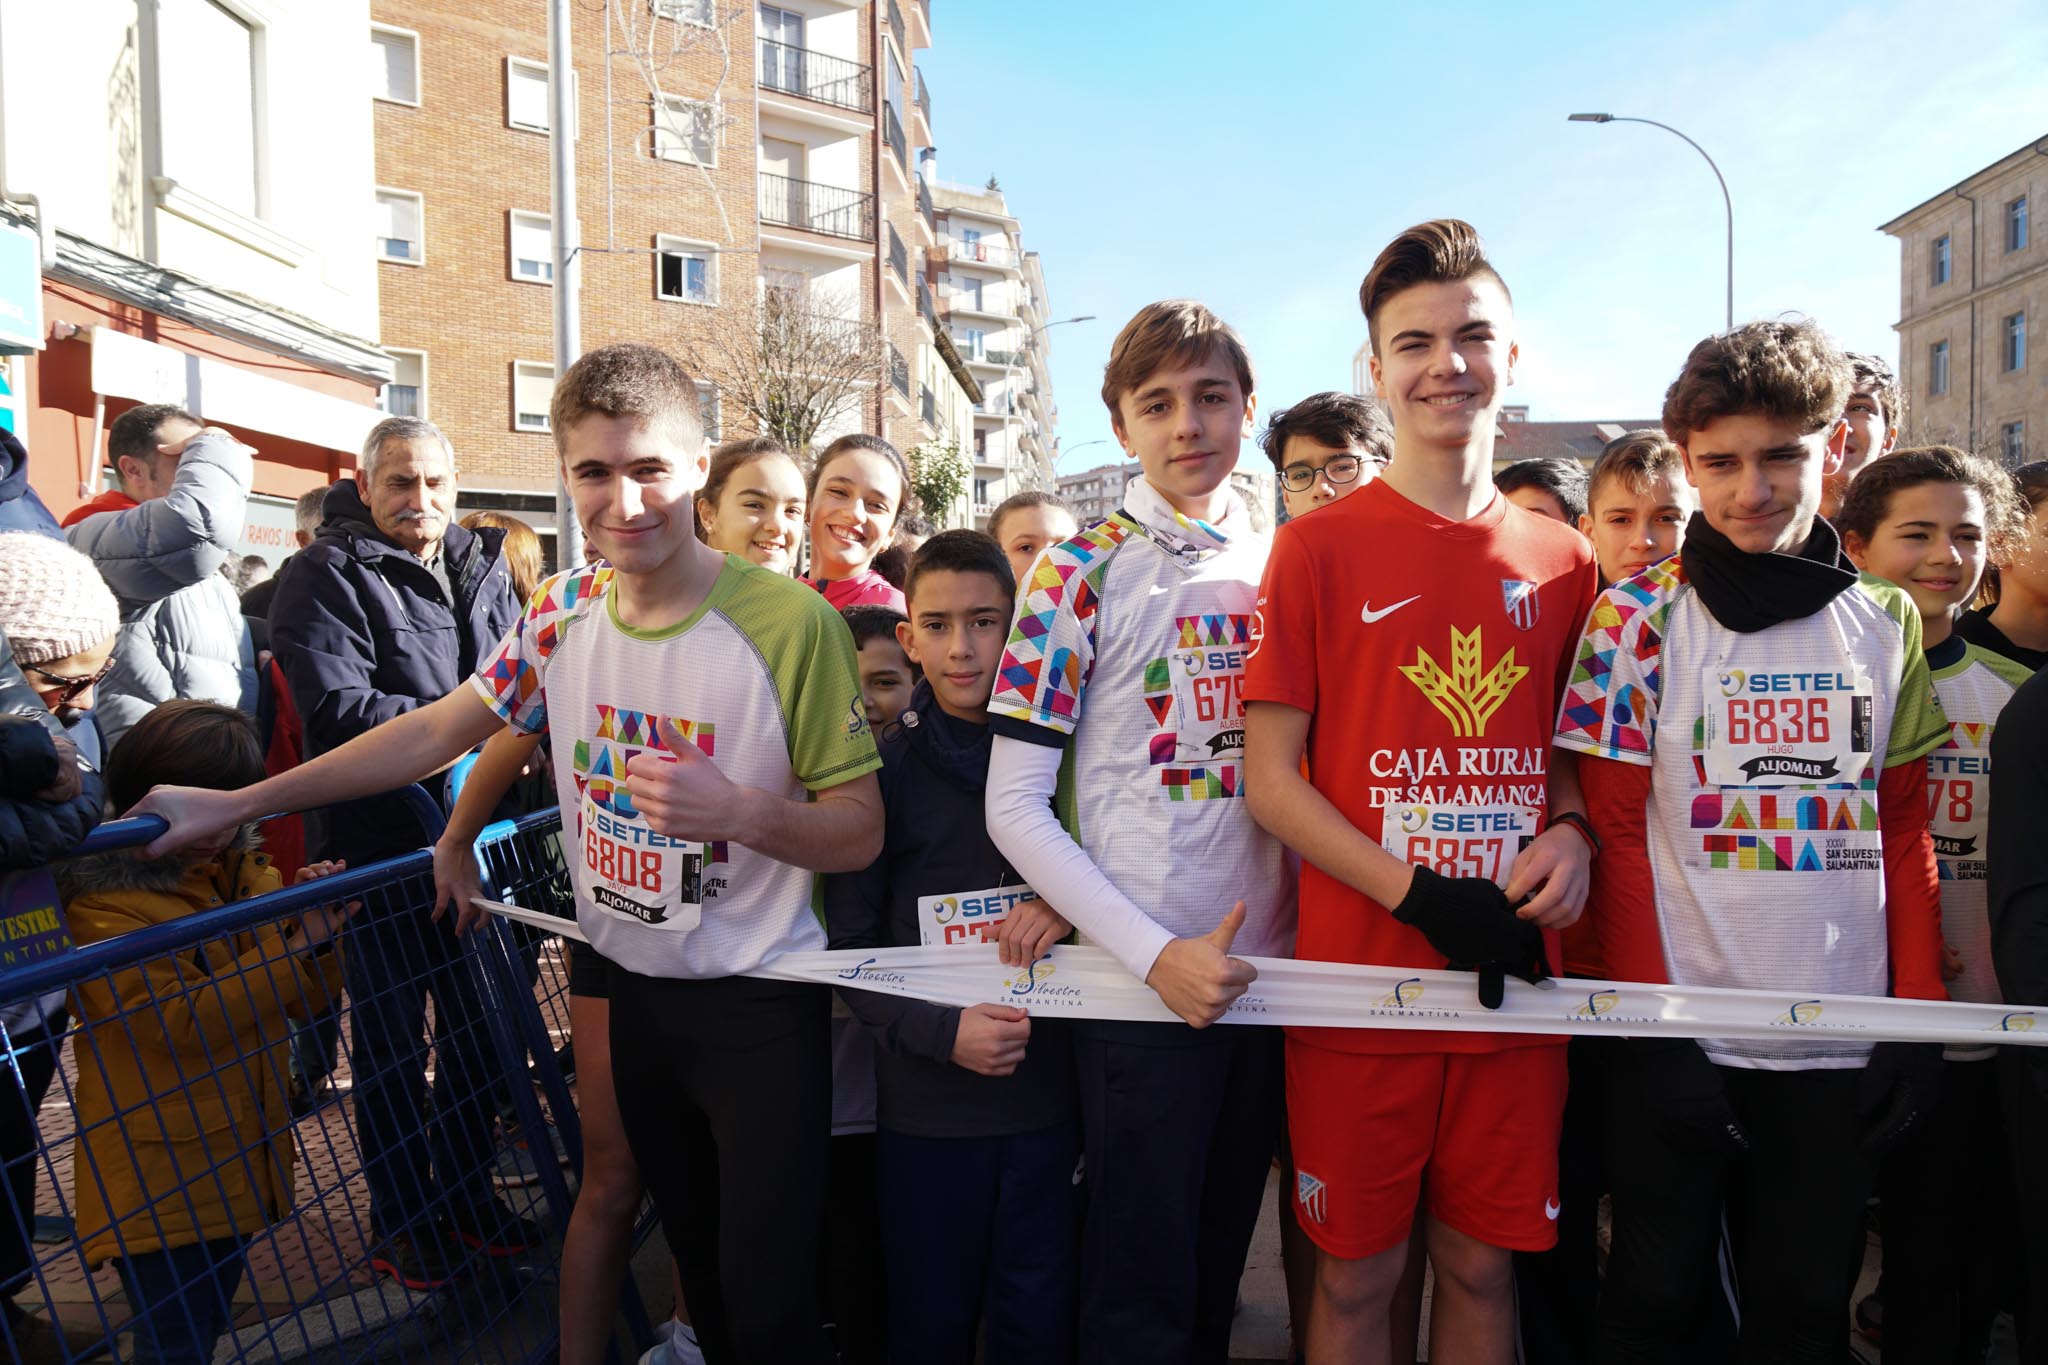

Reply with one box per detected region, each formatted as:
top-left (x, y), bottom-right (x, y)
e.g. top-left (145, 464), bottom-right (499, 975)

top-left (268, 414), bottom-right (531, 1289)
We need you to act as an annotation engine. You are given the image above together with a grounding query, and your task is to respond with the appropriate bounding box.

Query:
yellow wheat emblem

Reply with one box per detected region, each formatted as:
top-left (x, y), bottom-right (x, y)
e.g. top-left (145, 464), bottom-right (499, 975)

top-left (1398, 627), bottom-right (1529, 738)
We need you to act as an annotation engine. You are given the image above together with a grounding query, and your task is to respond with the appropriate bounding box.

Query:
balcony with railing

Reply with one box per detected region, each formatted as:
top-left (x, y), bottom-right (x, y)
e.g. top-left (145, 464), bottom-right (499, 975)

top-left (917, 276), bottom-right (936, 331)
top-left (759, 173), bottom-right (875, 241)
top-left (914, 69), bottom-right (932, 134)
top-left (883, 102), bottom-right (907, 173)
top-left (981, 347), bottom-right (1026, 368)
top-left (916, 174), bottom-right (934, 234)
top-left (946, 238), bottom-right (1021, 271)
top-left (919, 385), bottom-right (936, 426)
top-left (758, 40), bottom-right (872, 113)
top-left (889, 343), bottom-right (910, 397)
top-left (886, 223), bottom-right (908, 285)
top-left (885, 0), bottom-right (906, 43)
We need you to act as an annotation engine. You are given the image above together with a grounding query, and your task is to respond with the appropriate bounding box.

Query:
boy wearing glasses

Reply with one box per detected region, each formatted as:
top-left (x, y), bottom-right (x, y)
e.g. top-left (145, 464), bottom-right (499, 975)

top-left (1261, 391), bottom-right (1395, 521)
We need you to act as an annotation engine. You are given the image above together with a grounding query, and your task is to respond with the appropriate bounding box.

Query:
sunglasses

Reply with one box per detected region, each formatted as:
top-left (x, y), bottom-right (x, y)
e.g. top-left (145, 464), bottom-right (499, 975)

top-left (26, 659), bottom-right (115, 706)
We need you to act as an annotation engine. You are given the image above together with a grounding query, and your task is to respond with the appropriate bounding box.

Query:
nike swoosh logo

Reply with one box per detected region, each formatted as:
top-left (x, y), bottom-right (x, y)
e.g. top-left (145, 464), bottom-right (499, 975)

top-left (1544, 1199), bottom-right (1560, 1221)
top-left (1360, 595), bottom-right (1421, 623)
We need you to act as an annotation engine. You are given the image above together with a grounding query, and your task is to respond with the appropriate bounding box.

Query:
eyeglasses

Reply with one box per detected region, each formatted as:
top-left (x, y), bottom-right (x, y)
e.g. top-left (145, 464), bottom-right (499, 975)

top-left (1279, 455), bottom-right (1379, 493)
top-left (25, 659), bottom-right (114, 706)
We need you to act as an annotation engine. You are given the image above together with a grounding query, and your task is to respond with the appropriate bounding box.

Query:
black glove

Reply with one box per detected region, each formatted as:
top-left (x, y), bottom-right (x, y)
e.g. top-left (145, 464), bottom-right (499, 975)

top-left (1631, 1036), bottom-right (1750, 1155)
top-left (1392, 865), bottom-right (1551, 1008)
top-left (1855, 1040), bottom-right (1943, 1151)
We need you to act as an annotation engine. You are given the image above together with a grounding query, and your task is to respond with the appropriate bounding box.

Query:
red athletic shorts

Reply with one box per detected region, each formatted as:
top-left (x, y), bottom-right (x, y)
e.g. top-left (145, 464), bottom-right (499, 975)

top-left (1285, 1037), bottom-right (1569, 1258)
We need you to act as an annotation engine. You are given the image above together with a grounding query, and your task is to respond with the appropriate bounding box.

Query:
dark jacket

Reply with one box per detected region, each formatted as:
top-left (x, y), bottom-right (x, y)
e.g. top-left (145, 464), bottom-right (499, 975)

top-left (267, 480), bottom-right (517, 863)
top-left (0, 629), bottom-right (103, 872)
top-left (1992, 667), bottom-right (2048, 1090)
top-left (825, 681), bottom-right (1074, 1139)
top-left (0, 428), bottom-right (59, 538)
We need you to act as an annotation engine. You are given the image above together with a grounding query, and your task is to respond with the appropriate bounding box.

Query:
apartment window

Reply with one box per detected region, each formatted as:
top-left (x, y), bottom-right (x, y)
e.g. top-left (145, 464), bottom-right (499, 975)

top-left (507, 58), bottom-right (549, 132)
top-left (961, 327), bottom-right (986, 359)
top-left (973, 477), bottom-right (990, 504)
top-left (653, 0), bottom-right (715, 24)
top-left (1930, 339), bottom-right (1951, 396)
top-left (373, 189), bottom-right (423, 263)
top-left (2005, 311), bottom-right (2028, 372)
top-left (1931, 234), bottom-right (1952, 286)
top-left (513, 362), bottom-right (555, 432)
top-left (381, 350), bottom-right (426, 417)
top-left (509, 211), bottom-right (554, 283)
top-left (961, 276), bottom-right (984, 310)
top-left (653, 96), bottom-right (716, 164)
top-left (371, 25), bottom-right (420, 105)
top-left (2004, 421), bottom-right (2028, 464)
top-left (2010, 196), bottom-right (2030, 253)
top-left (159, 0), bottom-right (259, 217)
top-left (655, 236), bottom-right (716, 303)
top-left (695, 380), bottom-right (722, 440)
top-left (973, 428), bottom-right (988, 459)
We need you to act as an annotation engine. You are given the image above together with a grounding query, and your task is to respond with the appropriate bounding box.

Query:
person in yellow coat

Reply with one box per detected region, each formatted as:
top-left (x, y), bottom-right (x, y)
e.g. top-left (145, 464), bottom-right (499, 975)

top-left (58, 700), bottom-right (355, 1365)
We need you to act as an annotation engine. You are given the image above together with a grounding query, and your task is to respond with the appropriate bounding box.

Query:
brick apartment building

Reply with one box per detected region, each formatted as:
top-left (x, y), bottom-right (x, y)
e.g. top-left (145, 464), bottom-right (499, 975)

top-left (367, 0), bottom-right (1005, 551)
top-left (1881, 136), bottom-right (2046, 464)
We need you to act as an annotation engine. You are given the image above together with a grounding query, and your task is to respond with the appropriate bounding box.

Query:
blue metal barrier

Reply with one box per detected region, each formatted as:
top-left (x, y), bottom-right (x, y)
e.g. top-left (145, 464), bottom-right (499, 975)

top-left (0, 790), bottom-right (610, 1365)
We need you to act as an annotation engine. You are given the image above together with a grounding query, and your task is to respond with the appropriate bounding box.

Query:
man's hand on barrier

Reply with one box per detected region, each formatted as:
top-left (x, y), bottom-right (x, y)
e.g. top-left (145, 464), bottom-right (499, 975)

top-left (431, 834), bottom-right (488, 937)
top-left (1145, 901), bottom-right (1257, 1029)
top-left (131, 784), bottom-right (252, 857)
top-left (996, 899), bottom-right (1072, 968)
top-left (290, 862), bottom-right (360, 951)
top-left (1503, 824), bottom-right (1591, 929)
top-left (625, 718), bottom-right (747, 842)
top-left (951, 1003), bottom-right (1031, 1076)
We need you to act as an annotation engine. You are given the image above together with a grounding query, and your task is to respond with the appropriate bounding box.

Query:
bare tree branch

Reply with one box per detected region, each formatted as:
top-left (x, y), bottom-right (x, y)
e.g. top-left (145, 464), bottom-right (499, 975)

top-left (677, 283), bottom-right (890, 452)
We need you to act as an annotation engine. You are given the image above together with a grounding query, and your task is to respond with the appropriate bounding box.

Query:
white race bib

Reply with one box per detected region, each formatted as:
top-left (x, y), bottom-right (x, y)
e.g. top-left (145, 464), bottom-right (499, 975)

top-left (1380, 802), bottom-right (1542, 889)
top-left (917, 884), bottom-right (1039, 947)
top-left (1926, 747), bottom-right (1990, 870)
top-left (578, 791), bottom-right (703, 932)
top-left (1702, 664), bottom-right (1873, 788)
top-left (1167, 645), bottom-right (1247, 764)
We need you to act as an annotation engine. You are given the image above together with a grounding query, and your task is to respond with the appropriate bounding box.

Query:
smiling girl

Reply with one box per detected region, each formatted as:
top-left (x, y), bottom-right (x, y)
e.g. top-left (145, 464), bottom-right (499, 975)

top-left (1840, 444), bottom-right (2030, 1365)
top-left (694, 436), bottom-right (807, 576)
top-left (802, 434), bottom-right (912, 611)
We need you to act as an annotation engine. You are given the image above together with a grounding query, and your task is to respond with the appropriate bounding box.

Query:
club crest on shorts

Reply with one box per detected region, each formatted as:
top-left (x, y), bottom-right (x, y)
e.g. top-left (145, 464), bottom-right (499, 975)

top-left (1296, 1169), bottom-right (1328, 1225)
top-left (1501, 578), bottom-right (1540, 631)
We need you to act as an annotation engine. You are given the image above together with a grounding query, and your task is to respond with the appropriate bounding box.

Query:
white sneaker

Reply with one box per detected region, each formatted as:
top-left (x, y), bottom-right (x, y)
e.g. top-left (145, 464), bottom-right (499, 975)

top-left (637, 1321), bottom-right (705, 1365)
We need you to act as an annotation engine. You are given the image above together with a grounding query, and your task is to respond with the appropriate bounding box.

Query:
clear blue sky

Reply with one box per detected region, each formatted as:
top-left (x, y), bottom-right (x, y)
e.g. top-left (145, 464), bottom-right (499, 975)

top-left (919, 0), bottom-right (2048, 473)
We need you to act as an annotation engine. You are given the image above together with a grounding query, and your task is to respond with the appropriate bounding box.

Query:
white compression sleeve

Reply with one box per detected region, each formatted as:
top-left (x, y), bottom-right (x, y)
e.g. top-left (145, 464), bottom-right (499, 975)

top-left (985, 734), bottom-right (1176, 981)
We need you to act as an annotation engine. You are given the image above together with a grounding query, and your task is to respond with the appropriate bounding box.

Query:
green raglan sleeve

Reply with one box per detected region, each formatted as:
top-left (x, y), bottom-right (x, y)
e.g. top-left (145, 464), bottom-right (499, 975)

top-left (1866, 577), bottom-right (1951, 767)
top-left (776, 588), bottom-right (883, 791)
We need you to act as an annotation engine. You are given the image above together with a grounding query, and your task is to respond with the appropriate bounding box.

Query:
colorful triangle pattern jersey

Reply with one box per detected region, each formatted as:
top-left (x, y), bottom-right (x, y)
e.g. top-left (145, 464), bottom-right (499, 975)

top-left (1554, 559), bottom-right (1949, 1069)
top-left (472, 555), bottom-right (880, 979)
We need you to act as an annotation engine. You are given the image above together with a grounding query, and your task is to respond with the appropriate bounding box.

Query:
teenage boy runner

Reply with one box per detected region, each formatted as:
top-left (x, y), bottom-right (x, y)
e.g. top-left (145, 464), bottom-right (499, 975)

top-left (1243, 220), bottom-right (1598, 1365)
top-left (1579, 429), bottom-right (1696, 589)
top-left (131, 344), bottom-right (884, 1365)
top-left (828, 530), bottom-right (1081, 1363)
top-left (1553, 319), bottom-right (1948, 1363)
top-left (983, 299), bottom-right (1294, 1365)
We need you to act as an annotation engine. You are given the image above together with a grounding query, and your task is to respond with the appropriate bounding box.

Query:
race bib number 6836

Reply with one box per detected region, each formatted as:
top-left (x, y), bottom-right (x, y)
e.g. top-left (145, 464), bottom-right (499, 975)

top-left (1702, 664), bottom-right (1873, 788)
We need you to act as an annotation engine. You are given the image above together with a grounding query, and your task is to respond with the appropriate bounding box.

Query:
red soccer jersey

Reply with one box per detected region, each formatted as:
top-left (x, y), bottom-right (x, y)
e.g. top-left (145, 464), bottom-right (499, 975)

top-left (1244, 480), bottom-right (1598, 1053)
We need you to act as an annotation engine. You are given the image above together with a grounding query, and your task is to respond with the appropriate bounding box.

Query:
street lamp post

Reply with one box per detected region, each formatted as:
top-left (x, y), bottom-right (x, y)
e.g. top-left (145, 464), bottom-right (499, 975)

top-left (1569, 113), bottom-right (1733, 332)
top-left (1007, 313), bottom-right (1095, 490)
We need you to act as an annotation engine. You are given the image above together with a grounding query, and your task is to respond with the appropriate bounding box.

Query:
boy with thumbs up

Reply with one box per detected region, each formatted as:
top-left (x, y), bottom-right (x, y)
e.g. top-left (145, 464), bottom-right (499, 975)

top-left (984, 301), bottom-right (1294, 1364)
top-left (826, 531), bottom-right (1080, 1362)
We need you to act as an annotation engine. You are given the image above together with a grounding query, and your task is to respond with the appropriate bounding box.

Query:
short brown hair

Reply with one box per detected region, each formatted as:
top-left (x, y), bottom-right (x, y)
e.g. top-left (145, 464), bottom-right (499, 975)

top-left (1662, 318), bottom-right (1852, 447)
top-left (1259, 392), bottom-right (1394, 473)
top-left (1838, 444), bottom-right (2029, 565)
top-left (1588, 429), bottom-right (1687, 508)
top-left (1846, 352), bottom-right (1904, 432)
top-left (549, 343), bottom-right (701, 452)
top-left (1100, 300), bottom-right (1255, 423)
top-left (986, 490), bottom-right (1074, 547)
top-left (106, 700), bottom-right (265, 813)
top-left (1358, 220), bottom-right (1510, 355)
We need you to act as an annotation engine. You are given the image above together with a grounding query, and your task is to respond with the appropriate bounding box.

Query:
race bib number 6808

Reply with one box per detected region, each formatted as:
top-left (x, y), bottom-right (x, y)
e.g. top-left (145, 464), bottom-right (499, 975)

top-left (579, 792), bottom-right (704, 932)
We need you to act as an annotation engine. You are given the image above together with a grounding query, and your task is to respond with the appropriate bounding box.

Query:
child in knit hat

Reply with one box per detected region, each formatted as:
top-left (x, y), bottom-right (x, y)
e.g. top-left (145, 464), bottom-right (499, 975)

top-left (0, 531), bottom-right (122, 747)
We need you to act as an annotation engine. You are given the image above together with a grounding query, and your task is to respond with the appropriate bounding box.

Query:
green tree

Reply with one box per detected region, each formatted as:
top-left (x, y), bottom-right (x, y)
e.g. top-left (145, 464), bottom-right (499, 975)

top-left (909, 439), bottom-right (969, 527)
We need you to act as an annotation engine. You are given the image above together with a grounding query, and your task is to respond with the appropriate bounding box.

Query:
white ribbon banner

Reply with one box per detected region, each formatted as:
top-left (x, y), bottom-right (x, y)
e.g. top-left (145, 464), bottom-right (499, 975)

top-left (476, 899), bottom-right (2048, 1049)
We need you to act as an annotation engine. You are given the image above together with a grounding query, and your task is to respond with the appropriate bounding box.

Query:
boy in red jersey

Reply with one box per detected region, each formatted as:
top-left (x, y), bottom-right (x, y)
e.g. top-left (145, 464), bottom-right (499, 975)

top-left (1244, 220), bottom-right (1598, 1365)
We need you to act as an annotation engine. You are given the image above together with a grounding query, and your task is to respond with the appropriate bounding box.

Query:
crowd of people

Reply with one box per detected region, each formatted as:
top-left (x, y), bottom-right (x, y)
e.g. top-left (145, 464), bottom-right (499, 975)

top-left (4, 215), bottom-right (2048, 1365)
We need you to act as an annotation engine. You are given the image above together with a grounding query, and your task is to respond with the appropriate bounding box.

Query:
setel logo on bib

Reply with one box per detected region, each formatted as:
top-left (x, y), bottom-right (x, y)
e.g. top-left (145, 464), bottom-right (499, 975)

top-left (917, 884), bottom-right (1039, 947)
top-left (1703, 665), bottom-right (1873, 787)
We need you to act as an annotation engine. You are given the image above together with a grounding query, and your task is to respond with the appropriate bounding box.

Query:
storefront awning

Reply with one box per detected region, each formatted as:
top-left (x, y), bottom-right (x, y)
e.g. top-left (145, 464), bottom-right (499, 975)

top-left (90, 325), bottom-right (380, 454)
